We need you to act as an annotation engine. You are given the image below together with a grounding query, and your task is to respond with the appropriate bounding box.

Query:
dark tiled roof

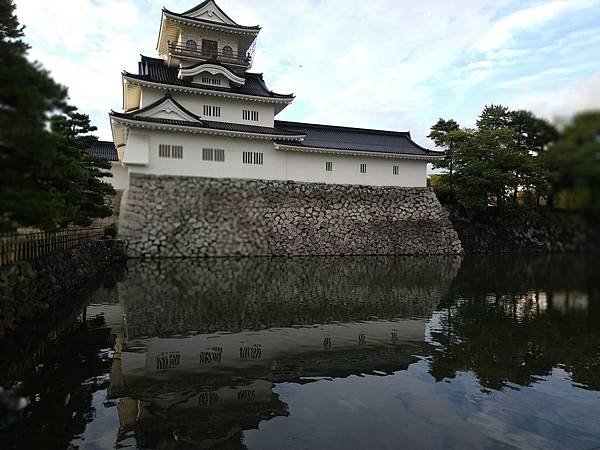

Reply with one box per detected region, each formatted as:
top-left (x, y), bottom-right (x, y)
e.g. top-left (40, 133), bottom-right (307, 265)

top-left (163, 7), bottom-right (260, 31)
top-left (86, 141), bottom-right (118, 161)
top-left (274, 121), bottom-right (440, 157)
top-left (126, 56), bottom-right (293, 99)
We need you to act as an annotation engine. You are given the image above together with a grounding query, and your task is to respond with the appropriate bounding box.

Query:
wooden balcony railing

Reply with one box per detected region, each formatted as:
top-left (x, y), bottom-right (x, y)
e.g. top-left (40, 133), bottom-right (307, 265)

top-left (168, 43), bottom-right (252, 67)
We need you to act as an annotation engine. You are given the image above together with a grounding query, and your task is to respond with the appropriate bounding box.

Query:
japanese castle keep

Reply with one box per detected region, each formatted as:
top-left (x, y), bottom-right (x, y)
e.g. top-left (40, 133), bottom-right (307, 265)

top-left (111, 0), bottom-right (463, 256)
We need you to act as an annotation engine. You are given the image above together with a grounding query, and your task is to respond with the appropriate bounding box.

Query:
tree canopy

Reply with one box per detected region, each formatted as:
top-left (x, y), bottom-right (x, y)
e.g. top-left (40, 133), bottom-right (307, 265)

top-left (429, 104), bottom-right (599, 212)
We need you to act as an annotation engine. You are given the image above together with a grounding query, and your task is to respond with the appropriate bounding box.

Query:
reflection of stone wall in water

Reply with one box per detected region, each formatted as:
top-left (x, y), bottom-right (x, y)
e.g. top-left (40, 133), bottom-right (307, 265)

top-left (119, 256), bottom-right (461, 338)
top-left (119, 174), bottom-right (463, 257)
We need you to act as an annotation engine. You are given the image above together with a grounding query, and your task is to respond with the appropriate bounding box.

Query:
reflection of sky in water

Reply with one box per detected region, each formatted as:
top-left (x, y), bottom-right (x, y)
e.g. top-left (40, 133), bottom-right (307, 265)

top-left (244, 363), bottom-right (600, 450)
top-left (2, 254), bottom-right (599, 450)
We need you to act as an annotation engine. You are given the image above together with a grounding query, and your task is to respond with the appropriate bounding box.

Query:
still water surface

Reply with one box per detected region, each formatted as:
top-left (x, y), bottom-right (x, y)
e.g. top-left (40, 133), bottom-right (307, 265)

top-left (1, 255), bottom-right (599, 449)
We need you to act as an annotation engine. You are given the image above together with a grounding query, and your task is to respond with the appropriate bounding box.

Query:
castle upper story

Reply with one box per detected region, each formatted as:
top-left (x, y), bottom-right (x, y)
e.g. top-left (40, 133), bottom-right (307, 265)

top-left (156, 0), bottom-right (260, 74)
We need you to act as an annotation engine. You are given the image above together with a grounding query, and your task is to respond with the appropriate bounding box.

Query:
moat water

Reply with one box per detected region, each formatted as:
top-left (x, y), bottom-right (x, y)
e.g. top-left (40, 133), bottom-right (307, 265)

top-left (0, 255), bottom-right (599, 449)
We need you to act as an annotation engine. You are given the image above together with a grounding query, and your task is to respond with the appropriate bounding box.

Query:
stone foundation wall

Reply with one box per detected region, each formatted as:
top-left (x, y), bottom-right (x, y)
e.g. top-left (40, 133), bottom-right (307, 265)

top-left (120, 174), bottom-right (463, 257)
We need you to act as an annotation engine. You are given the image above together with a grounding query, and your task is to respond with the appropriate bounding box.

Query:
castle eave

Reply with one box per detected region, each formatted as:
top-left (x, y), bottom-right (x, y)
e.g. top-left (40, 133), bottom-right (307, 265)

top-left (273, 142), bottom-right (445, 160)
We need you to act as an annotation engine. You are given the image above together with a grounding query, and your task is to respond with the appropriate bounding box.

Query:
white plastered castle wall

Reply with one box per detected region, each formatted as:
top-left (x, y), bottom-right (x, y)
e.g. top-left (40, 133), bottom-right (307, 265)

top-left (109, 162), bottom-right (130, 190)
top-left (140, 87), bottom-right (276, 127)
top-left (123, 129), bottom-right (428, 187)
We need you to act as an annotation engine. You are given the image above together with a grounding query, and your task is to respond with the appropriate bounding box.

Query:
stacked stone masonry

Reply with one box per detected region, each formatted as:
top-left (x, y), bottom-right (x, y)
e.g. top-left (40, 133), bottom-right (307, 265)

top-left (119, 174), bottom-right (463, 257)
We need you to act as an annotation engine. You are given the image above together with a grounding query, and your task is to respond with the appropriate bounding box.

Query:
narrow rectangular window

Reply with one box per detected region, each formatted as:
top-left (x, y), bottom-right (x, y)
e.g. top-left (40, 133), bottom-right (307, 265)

top-left (203, 105), bottom-right (221, 117)
top-left (393, 165), bottom-right (399, 175)
top-left (360, 163), bottom-right (367, 174)
top-left (172, 145), bottom-right (183, 159)
top-left (202, 147), bottom-right (214, 161)
top-left (325, 161), bottom-right (333, 172)
top-left (159, 144), bottom-right (182, 159)
top-left (242, 109), bottom-right (259, 121)
top-left (159, 144), bottom-right (171, 158)
top-left (214, 148), bottom-right (225, 162)
top-left (201, 76), bottom-right (221, 86)
top-left (243, 151), bottom-right (263, 164)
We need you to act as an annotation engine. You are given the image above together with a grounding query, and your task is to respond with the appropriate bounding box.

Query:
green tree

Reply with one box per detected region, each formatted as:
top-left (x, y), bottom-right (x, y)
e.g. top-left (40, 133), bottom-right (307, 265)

top-left (430, 105), bottom-right (557, 210)
top-left (50, 107), bottom-right (115, 226)
top-left (544, 111), bottom-right (600, 210)
top-left (0, 0), bottom-right (68, 231)
top-left (428, 118), bottom-right (461, 202)
top-left (509, 110), bottom-right (558, 205)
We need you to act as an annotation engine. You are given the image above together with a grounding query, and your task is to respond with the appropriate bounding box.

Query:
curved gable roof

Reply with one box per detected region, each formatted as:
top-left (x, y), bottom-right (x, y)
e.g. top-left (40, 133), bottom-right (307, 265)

top-left (182, 0), bottom-right (241, 26)
top-left (125, 56), bottom-right (294, 100)
top-left (162, 7), bottom-right (260, 32)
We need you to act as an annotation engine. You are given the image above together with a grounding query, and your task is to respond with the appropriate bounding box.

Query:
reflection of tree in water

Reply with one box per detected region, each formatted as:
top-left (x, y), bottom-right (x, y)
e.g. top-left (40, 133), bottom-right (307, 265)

top-left (429, 254), bottom-right (600, 391)
top-left (0, 313), bottom-right (115, 449)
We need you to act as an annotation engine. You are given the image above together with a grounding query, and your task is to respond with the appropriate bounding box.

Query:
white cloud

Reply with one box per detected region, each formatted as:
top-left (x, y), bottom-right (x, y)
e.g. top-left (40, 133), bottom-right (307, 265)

top-left (515, 73), bottom-right (600, 121)
top-left (472, 0), bottom-right (591, 53)
top-left (13, 0), bottom-right (600, 144)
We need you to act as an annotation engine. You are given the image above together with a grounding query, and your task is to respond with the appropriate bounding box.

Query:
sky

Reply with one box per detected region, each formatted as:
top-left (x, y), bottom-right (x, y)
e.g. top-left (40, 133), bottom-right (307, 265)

top-left (14, 0), bottom-right (600, 147)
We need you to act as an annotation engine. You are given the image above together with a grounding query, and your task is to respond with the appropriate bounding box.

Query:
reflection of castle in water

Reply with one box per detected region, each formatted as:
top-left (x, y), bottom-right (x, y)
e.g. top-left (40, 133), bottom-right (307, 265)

top-left (108, 256), bottom-right (461, 448)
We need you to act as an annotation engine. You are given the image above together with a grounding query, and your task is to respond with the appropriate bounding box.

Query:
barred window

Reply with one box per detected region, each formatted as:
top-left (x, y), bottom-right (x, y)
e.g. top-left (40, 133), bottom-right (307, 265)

top-left (243, 151), bottom-right (263, 165)
top-left (172, 145), bottom-right (183, 159)
top-left (203, 105), bottom-right (221, 117)
top-left (242, 109), bottom-right (259, 121)
top-left (214, 148), bottom-right (225, 162)
top-left (200, 76), bottom-right (221, 86)
top-left (393, 165), bottom-right (399, 175)
top-left (159, 144), bottom-right (171, 158)
top-left (159, 144), bottom-right (183, 159)
top-left (202, 147), bottom-right (214, 161)
top-left (360, 163), bottom-right (367, 173)
top-left (325, 161), bottom-right (333, 172)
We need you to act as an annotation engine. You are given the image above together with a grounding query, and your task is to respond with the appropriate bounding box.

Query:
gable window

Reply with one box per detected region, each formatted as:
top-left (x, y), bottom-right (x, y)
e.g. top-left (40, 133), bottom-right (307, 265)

top-left (185, 40), bottom-right (197, 52)
top-left (203, 105), bottom-right (221, 117)
top-left (243, 151), bottom-right (263, 165)
top-left (159, 144), bottom-right (183, 159)
top-left (360, 163), bottom-right (367, 174)
top-left (325, 161), bottom-right (333, 172)
top-left (393, 165), bottom-right (399, 175)
top-left (242, 109), bottom-right (259, 121)
top-left (201, 76), bottom-right (221, 86)
top-left (222, 46), bottom-right (233, 57)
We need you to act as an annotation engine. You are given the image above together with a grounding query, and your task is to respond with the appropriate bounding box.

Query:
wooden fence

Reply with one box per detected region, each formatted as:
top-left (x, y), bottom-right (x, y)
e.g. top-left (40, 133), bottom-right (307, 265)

top-left (0, 227), bottom-right (106, 268)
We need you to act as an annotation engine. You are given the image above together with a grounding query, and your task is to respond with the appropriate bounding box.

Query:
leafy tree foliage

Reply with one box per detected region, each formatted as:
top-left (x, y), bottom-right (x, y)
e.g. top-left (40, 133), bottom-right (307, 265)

top-left (0, 0), bottom-right (113, 232)
top-left (543, 111), bottom-right (600, 210)
top-left (430, 105), bottom-right (559, 210)
top-left (50, 108), bottom-right (115, 227)
top-left (428, 118), bottom-right (460, 202)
